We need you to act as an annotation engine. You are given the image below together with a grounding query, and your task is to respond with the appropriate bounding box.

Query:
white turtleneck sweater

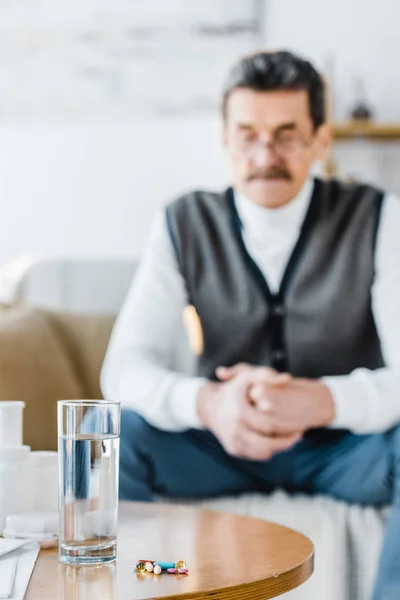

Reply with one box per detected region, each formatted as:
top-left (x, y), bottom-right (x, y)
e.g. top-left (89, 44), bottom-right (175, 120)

top-left (101, 179), bottom-right (400, 434)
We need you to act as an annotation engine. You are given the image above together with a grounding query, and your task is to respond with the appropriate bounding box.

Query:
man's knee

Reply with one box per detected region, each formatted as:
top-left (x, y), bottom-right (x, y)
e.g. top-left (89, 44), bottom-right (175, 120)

top-left (389, 425), bottom-right (400, 481)
top-left (389, 425), bottom-right (400, 456)
top-left (121, 408), bottom-right (148, 431)
top-left (121, 408), bottom-right (150, 438)
top-left (119, 410), bottom-right (155, 501)
top-left (120, 409), bottom-right (156, 456)
top-left (382, 426), bottom-right (400, 506)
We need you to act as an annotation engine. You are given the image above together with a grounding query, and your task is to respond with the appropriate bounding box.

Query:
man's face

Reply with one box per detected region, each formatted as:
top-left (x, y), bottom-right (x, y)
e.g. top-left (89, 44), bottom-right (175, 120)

top-left (223, 88), bottom-right (330, 208)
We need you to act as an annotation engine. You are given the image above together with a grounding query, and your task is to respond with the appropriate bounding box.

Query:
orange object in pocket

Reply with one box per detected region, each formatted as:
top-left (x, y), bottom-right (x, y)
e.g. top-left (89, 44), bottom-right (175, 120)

top-left (182, 305), bottom-right (204, 356)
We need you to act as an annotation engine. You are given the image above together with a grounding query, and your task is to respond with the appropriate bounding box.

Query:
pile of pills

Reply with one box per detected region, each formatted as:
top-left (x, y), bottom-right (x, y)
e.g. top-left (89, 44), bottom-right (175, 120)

top-left (136, 560), bottom-right (189, 575)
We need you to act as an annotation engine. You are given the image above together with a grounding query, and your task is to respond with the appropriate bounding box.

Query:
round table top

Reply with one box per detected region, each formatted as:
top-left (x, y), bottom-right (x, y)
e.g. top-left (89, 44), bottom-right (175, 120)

top-left (26, 502), bottom-right (314, 600)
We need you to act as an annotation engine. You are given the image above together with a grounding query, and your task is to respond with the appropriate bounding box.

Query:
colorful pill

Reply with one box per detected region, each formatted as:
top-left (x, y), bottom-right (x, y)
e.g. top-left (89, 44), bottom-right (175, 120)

top-left (145, 562), bottom-right (154, 573)
top-left (153, 564), bottom-right (162, 575)
top-left (139, 559), bottom-right (154, 563)
top-left (153, 562), bottom-right (175, 570)
top-left (178, 568), bottom-right (189, 574)
top-left (175, 560), bottom-right (187, 570)
top-left (136, 561), bottom-right (146, 572)
top-left (167, 568), bottom-right (178, 574)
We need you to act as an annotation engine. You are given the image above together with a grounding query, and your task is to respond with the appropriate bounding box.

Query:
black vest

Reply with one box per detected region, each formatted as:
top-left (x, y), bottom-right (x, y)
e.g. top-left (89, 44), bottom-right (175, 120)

top-left (166, 178), bottom-right (385, 381)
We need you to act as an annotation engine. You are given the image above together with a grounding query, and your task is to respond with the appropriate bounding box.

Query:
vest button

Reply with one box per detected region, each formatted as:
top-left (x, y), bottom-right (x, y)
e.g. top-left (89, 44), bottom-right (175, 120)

top-left (272, 349), bottom-right (286, 361)
top-left (271, 304), bottom-right (286, 317)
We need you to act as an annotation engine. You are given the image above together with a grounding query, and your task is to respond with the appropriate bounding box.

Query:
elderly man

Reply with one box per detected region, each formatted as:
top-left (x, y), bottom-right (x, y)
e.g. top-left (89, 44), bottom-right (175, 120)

top-left (102, 51), bottom-right (400, 599)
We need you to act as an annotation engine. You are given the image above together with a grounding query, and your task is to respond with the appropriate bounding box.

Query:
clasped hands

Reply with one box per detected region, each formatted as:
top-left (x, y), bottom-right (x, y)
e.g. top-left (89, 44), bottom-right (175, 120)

top-left (197, 362), bottom-right (335, 461)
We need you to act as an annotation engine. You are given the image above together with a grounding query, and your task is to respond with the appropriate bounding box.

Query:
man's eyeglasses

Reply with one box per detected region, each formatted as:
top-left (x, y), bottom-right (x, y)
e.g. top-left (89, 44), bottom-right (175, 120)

top-left (232, 130), bottom-right (314, 158)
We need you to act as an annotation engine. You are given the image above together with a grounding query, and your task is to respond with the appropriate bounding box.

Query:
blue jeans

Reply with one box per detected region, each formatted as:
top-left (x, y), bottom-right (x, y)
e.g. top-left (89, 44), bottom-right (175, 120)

top-left (120, 409), bottom-right (400, 600)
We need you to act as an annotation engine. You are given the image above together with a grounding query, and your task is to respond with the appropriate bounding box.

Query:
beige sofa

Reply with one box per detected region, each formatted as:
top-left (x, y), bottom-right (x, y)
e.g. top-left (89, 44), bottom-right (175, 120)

top-left (0, 306), bottom-right (115, 450)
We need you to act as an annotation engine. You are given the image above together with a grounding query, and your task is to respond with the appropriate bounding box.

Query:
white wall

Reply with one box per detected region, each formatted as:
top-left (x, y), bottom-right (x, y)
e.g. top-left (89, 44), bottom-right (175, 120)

top-left (266, 0), bottom-right (400, 122)
top-left (0, 119), bottom-right (228, 264)
top-left (1, 0), bottom-right (400, 265)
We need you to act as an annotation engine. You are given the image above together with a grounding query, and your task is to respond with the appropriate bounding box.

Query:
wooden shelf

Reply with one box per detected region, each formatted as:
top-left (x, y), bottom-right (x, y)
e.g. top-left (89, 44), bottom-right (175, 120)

top-left (332, 122), bottom-right (400, 140)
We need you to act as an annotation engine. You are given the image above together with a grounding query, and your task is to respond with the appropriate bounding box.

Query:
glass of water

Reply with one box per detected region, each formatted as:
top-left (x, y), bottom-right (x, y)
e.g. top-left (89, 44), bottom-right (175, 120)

top-left (58, 400), bottom-right (120, 565)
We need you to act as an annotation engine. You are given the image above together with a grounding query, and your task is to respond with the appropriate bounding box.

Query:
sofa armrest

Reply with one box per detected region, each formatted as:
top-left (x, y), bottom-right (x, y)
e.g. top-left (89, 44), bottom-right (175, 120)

top-left (0, 307), bottom-right (84, 450)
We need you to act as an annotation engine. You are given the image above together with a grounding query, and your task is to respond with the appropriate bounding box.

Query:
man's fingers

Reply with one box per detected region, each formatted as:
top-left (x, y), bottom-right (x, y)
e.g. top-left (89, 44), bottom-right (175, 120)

top-left (241, 402), bottom-right (301, 436)
top-left (216, 363), bottom-right (252, 380)
top-left (271, 372), bottom-right (293, 386)
top-left (231, 428), bottom-right (302, 461)
top-left (250, 372), bottom-right (293, 389)
top-left (249, 384), bottom-right (270, 406)
top-left (268, 432), bottom-right (302, 453)
top-left (232, 429), bottom-right (275, 461)
top-left (249, 379), bottom-right (292, 410)
top-left (217, 363), bottom-right (287, 383)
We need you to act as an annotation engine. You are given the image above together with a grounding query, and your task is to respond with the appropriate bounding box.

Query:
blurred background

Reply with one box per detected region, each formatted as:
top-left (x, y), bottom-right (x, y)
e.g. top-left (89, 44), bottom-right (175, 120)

top-left (0, 0), bottom-right (399, 273)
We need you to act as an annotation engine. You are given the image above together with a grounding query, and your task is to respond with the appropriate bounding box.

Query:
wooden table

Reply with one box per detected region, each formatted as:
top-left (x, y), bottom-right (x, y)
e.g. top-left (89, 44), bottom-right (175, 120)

top-left (26, 502), bottom-right (314, 600)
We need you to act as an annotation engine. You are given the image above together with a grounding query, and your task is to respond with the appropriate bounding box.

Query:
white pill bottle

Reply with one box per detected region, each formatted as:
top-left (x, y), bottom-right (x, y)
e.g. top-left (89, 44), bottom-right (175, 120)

top-left (0, 401), bottom-right (33, 532)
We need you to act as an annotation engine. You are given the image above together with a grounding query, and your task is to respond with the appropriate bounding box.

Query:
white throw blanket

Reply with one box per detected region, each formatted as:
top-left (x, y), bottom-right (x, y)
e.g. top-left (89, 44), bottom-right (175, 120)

top-left (180, 491), bottom-right (387, 600)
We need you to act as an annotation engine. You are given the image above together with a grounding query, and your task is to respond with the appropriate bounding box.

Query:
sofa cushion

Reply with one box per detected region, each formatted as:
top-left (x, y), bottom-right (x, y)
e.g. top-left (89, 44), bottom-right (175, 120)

top-left (45, 312), bottom-right (116, 399)
top-left (0, 307), bottom-right (84, 450)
